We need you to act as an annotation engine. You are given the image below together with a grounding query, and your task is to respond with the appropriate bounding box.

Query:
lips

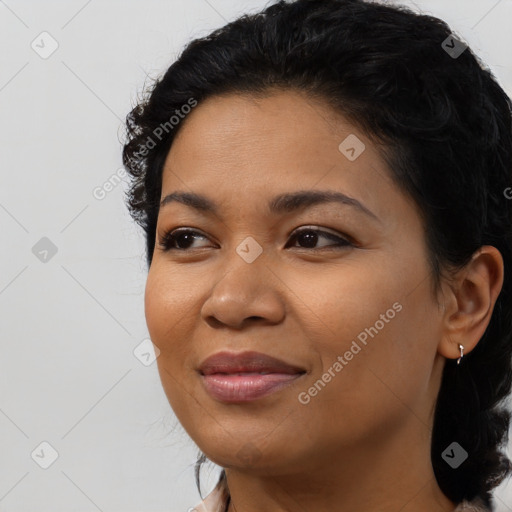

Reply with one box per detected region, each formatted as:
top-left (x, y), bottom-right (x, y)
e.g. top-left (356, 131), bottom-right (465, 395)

top-left (197, 350), bottom-right (307, 402)
top-left (198, 350), bottom-right (306, 376)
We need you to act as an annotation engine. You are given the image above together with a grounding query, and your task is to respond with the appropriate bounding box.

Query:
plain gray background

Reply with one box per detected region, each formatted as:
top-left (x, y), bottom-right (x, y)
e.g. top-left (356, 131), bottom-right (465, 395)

top-left (1, 0), bottom-right (511, 511)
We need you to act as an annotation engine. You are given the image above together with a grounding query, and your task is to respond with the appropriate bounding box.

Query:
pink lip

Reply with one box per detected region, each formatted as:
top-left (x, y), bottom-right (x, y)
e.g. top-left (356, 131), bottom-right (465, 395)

top-left (197, 350), bottom-right (306, 403)
top-left (201, 373), bottom-right (305, 402)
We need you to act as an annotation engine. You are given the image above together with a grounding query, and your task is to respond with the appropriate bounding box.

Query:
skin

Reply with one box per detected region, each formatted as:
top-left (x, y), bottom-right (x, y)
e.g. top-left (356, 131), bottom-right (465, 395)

top-left (144, 89), bottom-right (504, 512)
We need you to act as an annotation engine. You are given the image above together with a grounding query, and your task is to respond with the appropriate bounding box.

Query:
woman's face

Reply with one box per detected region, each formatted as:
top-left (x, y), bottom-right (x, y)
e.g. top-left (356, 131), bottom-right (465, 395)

top-left (145, 90), bottom-right (449, 474)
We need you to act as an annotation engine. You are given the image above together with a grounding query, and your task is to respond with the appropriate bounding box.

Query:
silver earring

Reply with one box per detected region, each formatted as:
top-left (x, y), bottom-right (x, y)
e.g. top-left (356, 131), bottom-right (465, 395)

top-left (457, 344), bottom-right (464, 365)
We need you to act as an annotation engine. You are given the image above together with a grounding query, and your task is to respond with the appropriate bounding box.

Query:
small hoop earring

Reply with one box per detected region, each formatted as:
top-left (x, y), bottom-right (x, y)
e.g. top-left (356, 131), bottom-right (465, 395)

top-left (457, 344), bottom-right (464, 365)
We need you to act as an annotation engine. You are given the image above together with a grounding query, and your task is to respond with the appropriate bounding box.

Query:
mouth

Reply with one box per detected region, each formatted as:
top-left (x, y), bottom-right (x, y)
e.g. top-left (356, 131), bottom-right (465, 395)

top-left (200, 372), bottom-right (306, 402)
top-left (198, 350), bottom-right (307, 403)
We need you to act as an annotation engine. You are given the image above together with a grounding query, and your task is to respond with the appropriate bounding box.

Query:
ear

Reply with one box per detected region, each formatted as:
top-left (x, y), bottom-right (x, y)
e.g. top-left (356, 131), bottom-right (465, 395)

top-left (437, 245), bottom-right (504, 361)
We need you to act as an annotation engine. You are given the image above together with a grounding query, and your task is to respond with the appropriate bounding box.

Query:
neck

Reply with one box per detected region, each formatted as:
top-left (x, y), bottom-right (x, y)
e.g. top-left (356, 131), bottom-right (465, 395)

top-left (224, 416), bottom-right (456, 512)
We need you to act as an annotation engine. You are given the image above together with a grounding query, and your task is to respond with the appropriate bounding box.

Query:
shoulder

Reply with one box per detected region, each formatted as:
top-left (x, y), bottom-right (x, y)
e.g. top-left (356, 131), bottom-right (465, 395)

top-left (190, 483), bottom-right (226, 512)
top-left (453, 496), bottom-right (493, 512)
top-left (189, 490), bottom-right (492, 512)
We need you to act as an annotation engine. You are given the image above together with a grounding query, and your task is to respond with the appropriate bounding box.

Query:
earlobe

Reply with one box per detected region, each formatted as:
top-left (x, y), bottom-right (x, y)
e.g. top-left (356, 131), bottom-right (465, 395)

top-left (437, 245), bottom-right (504, 362)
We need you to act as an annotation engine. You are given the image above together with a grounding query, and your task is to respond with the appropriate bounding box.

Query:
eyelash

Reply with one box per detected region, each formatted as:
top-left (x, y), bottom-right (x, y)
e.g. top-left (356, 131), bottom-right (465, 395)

top-left (158, 226), bottom-right (354, 252)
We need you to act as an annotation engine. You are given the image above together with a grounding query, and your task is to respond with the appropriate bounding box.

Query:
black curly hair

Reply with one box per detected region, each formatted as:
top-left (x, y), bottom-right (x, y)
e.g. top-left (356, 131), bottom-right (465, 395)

top-left (122, 0), bottom-right (512, 508)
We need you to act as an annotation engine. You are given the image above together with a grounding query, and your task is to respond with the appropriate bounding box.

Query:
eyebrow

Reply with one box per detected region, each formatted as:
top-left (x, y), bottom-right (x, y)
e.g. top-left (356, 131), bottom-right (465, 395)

top-left (159, 189), bottom-right (380, 222)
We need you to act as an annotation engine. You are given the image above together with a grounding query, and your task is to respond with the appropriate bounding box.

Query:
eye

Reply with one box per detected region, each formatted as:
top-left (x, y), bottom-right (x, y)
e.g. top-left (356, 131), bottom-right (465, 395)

top-left (159, 228), bottom-right (211, 251)
top-left (286, 226), bottom-right (353, 250)
top-left (158, 226), bottom-right (354, 252)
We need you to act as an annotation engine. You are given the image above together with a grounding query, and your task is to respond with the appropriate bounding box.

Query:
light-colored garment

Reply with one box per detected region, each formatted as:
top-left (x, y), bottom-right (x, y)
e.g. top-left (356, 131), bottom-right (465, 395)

top-left (191, 484), bottom-right (491, 512)
top-left (191, 483), bottom-right (225, 512)
top-left (454, 497), bottom-right (492, 511)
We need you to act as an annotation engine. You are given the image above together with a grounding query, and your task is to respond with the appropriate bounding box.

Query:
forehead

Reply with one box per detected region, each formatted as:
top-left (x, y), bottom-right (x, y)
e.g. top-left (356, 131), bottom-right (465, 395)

top-left (162, 91), bottom-right (388, 203)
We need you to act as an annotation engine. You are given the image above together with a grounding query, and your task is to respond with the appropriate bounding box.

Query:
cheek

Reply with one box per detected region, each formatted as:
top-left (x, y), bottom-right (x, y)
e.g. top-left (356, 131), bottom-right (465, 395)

top-left (144, 265), bottom-right (198, 344)
top-left (144, 269), bottom-right (201, 424)
top-left (285, 259), bottom-right (398, 354)
top-left (291, 258), bottom-right (438, 427)
top-left (144, 266), bottom-right (203, 410)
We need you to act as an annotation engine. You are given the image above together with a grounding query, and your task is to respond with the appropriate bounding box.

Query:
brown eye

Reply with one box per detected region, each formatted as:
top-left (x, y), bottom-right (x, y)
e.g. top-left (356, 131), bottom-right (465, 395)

top-left (286, 227), bottom-right (353, 250)
top-left (159, 229), bottom-right (210, 251)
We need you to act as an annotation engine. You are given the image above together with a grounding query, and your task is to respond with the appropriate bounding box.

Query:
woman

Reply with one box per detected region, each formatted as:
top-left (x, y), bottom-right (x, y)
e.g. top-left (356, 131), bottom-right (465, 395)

top-left (122, 0), bottom-right (512, 510)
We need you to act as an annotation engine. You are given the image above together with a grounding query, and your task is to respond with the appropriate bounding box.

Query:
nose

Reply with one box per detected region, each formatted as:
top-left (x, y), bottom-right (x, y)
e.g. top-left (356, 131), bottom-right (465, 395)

top-left (200, 256), bottom-right (286, 330)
